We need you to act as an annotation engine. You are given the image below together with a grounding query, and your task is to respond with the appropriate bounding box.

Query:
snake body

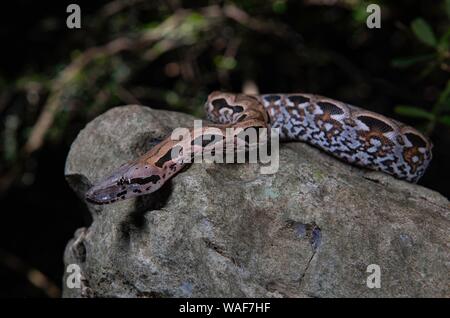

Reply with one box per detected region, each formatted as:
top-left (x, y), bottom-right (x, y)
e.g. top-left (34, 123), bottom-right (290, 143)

top-left (86, 92), bottom-right (432, 204)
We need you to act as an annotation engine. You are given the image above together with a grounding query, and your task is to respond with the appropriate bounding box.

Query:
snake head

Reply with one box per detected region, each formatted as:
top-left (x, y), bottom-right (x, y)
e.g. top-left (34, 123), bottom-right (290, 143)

top-left (85, 161), bottom-right (165, 204)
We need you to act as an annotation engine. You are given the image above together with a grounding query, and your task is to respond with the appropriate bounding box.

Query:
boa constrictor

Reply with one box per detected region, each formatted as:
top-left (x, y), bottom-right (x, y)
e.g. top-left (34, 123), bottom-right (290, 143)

top-left (86, 92), bottom-right (433, 204)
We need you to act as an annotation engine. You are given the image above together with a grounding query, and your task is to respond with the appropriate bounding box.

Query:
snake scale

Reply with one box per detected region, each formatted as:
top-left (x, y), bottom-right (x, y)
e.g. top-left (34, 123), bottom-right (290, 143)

top-left (86, 92), bottom-right (433, 204)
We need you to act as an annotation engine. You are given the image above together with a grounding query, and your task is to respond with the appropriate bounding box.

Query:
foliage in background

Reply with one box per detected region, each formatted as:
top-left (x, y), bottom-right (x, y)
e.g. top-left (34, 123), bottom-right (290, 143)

top-left (392, 0), bottom-right (450, 134)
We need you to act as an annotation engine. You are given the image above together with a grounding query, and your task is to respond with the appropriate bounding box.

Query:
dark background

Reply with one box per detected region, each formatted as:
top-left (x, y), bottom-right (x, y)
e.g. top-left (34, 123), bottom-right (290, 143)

top-left (0, 0), bottom-right (448, 297)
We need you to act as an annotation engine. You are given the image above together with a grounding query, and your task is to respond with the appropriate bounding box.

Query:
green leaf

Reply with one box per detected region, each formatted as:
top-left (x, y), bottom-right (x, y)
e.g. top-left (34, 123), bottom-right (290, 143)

top-left (352, 4), bottom-right (368, 23)
top-left (440, 97), bottom-right (450, 111)
top-left (438, 28), bottom-right (450, 51)
top-left (446, 0), bottom-right (450, 19)
top-left (187, 12), bottom-right (205, 25)
top-left (214, 56), bottom-right (237, 71)
top-left (395, 105), bottom-right (435, 120)
top-left (436, 80), bottom-right (450, 110)
top-left (165, 91), bottom-right (180, 106)
top-left (391, 54), bottom-right (435, 68)
top-left (272, 0), bottom-right (287, 14)
top-left (438, 115), bottom-right (450, 126)
top-left (411, 18), bottom-right (437, 47)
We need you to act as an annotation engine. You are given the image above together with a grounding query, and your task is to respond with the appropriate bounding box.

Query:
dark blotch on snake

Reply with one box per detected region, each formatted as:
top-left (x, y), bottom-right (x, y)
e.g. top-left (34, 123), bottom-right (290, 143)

top-left (117, 190), bottom-right (127, 197)
top-left (317, 102), bottom-right (344, 115)
top-left (289, 95), bottom-right (310, 105)
top-left (405, 133), bottom-right (427, 148)
top-left (357, 115), bottom-right (393, 133)
top-left (236, 114), bottom-right (248, 122)
top-left (155, 145), bottom-right (182, 168)
top-left (130, 175), bottom-right (161, 185)
top-left (212, 99), bottom-right (244, 113)
top-left (211, 98), bottom-right (229, 109)
top-left (264, 95), bottom-right (281, 103)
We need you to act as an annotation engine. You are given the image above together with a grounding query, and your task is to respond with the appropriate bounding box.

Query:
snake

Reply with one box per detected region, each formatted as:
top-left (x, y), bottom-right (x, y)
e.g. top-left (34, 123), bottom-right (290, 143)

top-left (85, 91), bottom-right (433, 204)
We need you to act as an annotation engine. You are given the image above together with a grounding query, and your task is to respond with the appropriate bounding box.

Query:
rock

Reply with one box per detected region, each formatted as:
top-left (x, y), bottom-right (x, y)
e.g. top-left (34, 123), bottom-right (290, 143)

top-left (63, 105), bottom-right (450, 298)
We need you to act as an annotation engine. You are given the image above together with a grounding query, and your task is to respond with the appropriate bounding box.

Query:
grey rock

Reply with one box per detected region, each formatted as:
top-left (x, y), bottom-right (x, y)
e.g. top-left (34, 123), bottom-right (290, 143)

top-left (63, 105), bottom-right (450, 298)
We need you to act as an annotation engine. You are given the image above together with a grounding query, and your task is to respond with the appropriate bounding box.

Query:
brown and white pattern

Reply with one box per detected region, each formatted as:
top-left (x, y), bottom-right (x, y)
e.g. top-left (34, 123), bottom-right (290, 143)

top-left (86, 92), bottom-right (432, 204)
top-left (259, 93), bottom-right (432, 183)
